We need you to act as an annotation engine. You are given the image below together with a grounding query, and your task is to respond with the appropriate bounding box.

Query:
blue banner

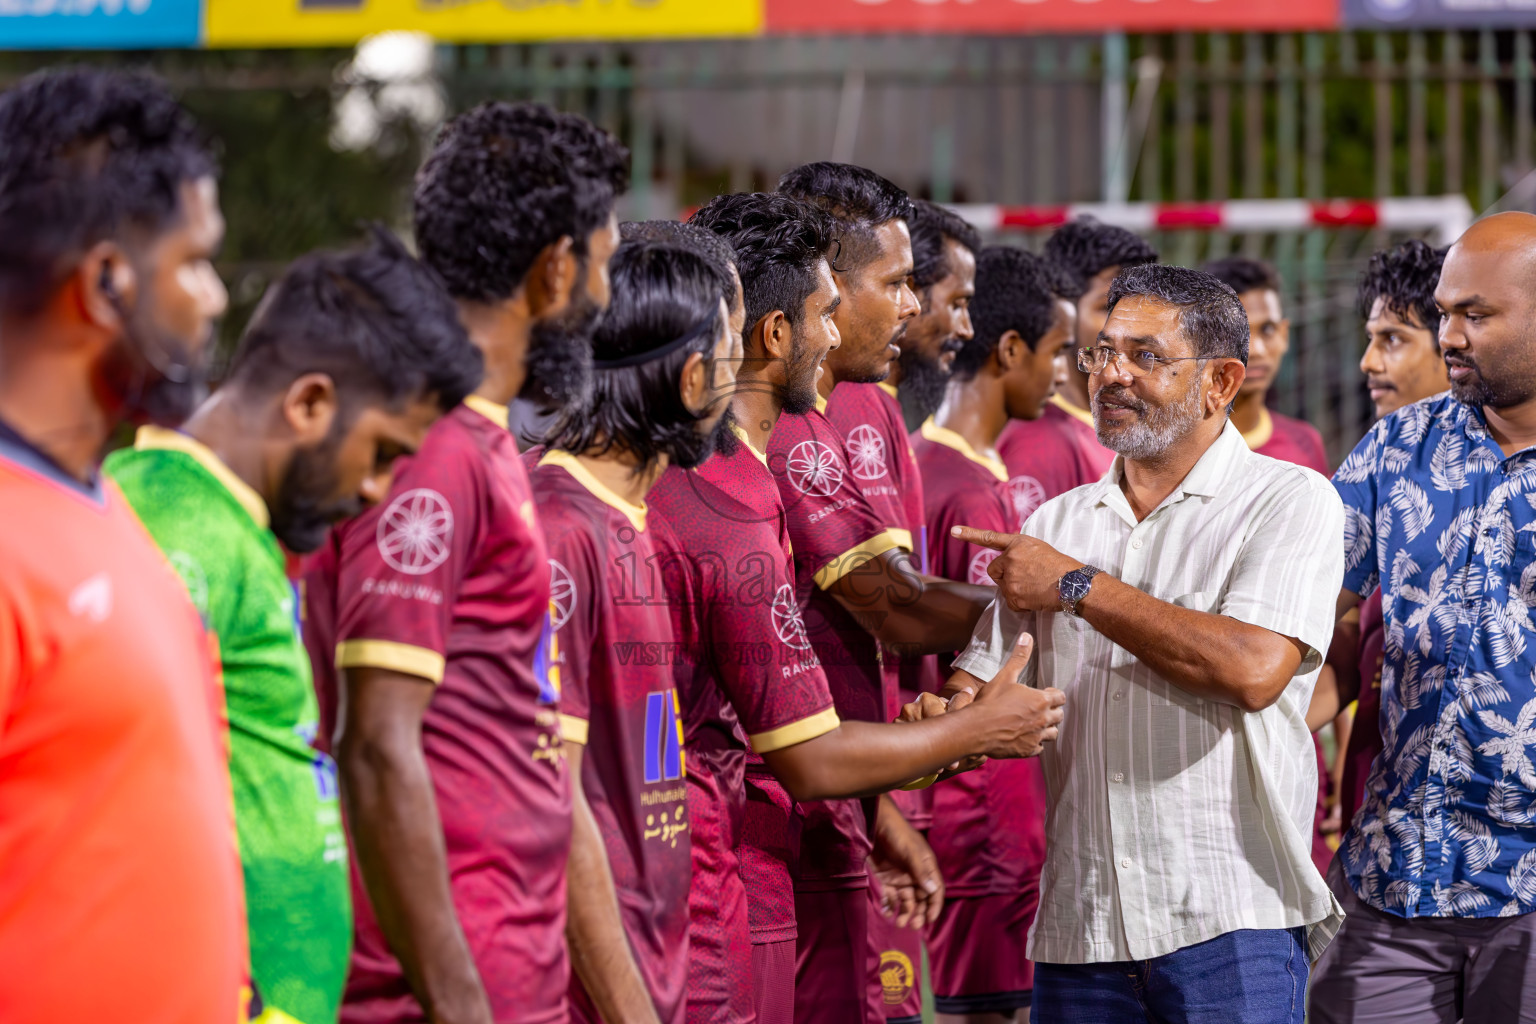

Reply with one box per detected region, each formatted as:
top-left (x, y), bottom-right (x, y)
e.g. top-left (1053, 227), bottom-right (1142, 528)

top-left (0, 0), bottom-right (200, 50)
top-left (1343, 0), bottom-right (1536, 26)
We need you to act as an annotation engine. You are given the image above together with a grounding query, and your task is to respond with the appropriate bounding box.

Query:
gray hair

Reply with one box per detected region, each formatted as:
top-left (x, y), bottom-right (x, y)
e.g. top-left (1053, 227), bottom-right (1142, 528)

top-left (1106, 264), bottom-right (1250, 364)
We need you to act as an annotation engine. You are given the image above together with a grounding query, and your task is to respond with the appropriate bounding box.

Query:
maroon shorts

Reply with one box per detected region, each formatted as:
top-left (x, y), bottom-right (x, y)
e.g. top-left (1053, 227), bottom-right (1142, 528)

top-left (687, 829), bottom-right (754, 1024)
top-left (751, 939), bottom-right (796, 1024)
top-left (925, 889), bottom-right (1039, 1016)
top-left (794, 886), bottom-right (878, 1024)
top-left (866, 888), bottom-right (925, 1023)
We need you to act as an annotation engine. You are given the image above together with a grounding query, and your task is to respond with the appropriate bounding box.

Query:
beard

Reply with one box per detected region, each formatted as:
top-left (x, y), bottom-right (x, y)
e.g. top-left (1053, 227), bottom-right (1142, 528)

top-left (897, 340), bottom-right (955, 424)
top-left (270, 423), bottom-right (365, 554)
top-left (522, 284), bottom-right (603, 412)
top-left (1447, 351), bottom-right (1536, 410)
top-left (1092, 373), bottom-right (1205, 462)
top-left (99, 299), bottom-right (212, 428)
top-left (782, 334), bottom-right (823, 416)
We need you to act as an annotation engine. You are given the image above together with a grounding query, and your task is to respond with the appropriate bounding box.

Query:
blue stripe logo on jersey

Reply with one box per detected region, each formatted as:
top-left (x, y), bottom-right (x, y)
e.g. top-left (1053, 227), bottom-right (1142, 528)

top-left (643, 689), bottom-right (684, 784)
top-left (533, 609), bottom-right (560, 705)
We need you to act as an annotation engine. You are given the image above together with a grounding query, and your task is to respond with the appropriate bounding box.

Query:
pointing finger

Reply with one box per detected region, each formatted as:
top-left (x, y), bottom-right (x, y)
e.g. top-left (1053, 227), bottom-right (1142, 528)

top-left (952, 525), bottom-right (1016, 552)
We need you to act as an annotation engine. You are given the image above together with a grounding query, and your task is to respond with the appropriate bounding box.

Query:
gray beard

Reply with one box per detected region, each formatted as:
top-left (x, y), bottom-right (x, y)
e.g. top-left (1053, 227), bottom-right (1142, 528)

top-left (1093, 373), bottom-right (1206, 462)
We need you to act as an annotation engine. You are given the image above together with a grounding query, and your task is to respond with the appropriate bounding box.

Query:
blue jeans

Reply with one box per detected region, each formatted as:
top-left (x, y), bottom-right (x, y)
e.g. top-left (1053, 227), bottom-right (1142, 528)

top-left (1030, 927), bottom-right (1308, 1024)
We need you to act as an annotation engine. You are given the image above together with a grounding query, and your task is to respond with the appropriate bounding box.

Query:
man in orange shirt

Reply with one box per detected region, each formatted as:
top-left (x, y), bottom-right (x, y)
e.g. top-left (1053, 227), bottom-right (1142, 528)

top-left (0, 69), bottom-right (245, 1024)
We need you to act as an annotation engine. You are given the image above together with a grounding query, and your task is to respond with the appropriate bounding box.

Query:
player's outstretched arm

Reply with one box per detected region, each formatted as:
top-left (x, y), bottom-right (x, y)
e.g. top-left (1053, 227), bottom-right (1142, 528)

top-left (564, 742), bottom-right (664, 1024)
top-left (761, 634), bottom-right (1063, 801)
top-left (334, 667), bottom-right (493, 1024)
top-left (824, 547), bottom-right (994, 655)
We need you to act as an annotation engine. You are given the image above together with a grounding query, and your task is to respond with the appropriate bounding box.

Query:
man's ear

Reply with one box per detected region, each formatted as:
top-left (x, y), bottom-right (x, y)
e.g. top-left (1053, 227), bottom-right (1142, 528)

top-left (1209, 358), bottom-right (1247, 415)
top-left (527, 235), bottom-right (577, 318)
top-left (74, 241), bottom-right (137, 335)
top-left (756, 310), bottom-right (792, 363)
top-left (282, 372), bottom-right (340, 445)
top-left (995, 329), bottom-right (1028, 372)
top-left (679, 351), bottom-right (710, 415)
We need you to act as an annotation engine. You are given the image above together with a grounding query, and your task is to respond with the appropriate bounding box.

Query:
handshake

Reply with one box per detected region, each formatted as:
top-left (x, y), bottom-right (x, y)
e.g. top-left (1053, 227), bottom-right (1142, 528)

top-left (898, 632), bottom-right (1066, 766)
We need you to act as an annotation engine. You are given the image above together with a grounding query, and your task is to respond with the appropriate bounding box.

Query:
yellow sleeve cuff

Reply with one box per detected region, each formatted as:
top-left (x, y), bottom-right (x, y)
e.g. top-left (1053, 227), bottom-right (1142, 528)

top-left (898, 773), bottom-right (940, 791)
top-left (749, 707), bottom-right (841, 754)
top-left (813, 529), bottom-right (906, 590)
top-left (335, 639), bottom-right (445, 684)
top-left (560, 714), bottom-right (590, 745)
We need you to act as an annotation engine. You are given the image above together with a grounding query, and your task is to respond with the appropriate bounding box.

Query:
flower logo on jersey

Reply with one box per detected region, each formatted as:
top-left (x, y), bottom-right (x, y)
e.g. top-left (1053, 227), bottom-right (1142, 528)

top-left (1008, 474), bottom-right (1047, 529)
top-left (547, 559), bottom-right (577, 632)
top-left (771, 583), bottom-right (813, 651)
top-left (376, 488), bottom-right (454, 575)
top-left (786, 439), bottom-right (844, 497)
top-left (878, 949), bottom-right (915, 1006)
top-left (968, 549), bottom-right (999, 587)
top-left (846, 424), bottom-right (889, 481)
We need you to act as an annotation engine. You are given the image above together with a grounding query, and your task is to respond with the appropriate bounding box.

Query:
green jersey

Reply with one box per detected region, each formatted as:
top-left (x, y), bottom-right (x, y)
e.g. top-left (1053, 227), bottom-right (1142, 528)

top-left (107, 427), bottom-right (351, 1024)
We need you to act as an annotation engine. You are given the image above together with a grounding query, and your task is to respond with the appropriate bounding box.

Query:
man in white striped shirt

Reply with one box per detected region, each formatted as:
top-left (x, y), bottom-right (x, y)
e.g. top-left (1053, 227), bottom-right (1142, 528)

top-left (929, 264), bottom-right (1345, 1023)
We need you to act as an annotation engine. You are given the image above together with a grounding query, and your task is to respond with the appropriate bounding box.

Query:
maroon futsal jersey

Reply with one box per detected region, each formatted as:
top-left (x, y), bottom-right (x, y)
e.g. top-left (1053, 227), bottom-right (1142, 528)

top-left (912, 418), bottom-right (1049, 1017)
top-left (912, 421), bottom-right (1048, 892)
top-left (304, 396), bottom-right (569, 1024)
top-left (1248, 408), bottom-right (1331, 475)
top-left (767, 405), bottom-right (903, 891)
top-left (822, 382), bottom-right (926, 570)
top-left (531, 450), bottom-right (692, 1024)
top-left (650, 451), bottom-right (840, 1024)
top-left (996, 394), bottom-right (1114, 516)
top-left (696, 431), bottom-right (805, 948)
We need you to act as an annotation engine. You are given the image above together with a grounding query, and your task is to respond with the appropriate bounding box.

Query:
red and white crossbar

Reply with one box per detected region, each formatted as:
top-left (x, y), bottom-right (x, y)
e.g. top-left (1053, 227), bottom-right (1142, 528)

top-left (948, 196), bottom-right (1476, 246)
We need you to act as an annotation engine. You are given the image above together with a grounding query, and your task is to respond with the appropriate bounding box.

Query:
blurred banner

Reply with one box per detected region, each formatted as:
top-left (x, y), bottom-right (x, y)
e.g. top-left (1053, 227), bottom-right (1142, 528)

top-left (0, 0), bottom-right (200, 48)
top-left (203, 0), bottom-right (761, 46)
top-left (765, 0), bottom-right (1339, 32)
top-left (1341, 0), bottom-right (1536, 26)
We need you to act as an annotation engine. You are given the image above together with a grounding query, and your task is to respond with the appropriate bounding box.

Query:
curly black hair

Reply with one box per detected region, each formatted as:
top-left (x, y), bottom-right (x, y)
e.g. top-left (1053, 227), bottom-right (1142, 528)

top-left (226, 226), bottom-right (482, 412)
top-left (545, 241), bottom-right (726, 472)
top-left (909, 199), bottom-right (983, 294)
top-left (413, 101), bottom-right (629, 304)
top-left (0, 67), bottom-right (215, 319)
top-left (620, 219), bottom-right (738, 312)
top-left (1108, 264), bottom-right (1248, 363)
top-left (1356, 239), bottom-right (1446, 334)
top-left (777, 161), bottom-right (913, 275)
top-left (1201, 255), bottom-right (1281, 297)
top-left (1043, 217), bottom-right (1158, 293)
top-left (952, 247), bottom-right (1075, 381)
top-left (690, 192), bottom-right (833, 341)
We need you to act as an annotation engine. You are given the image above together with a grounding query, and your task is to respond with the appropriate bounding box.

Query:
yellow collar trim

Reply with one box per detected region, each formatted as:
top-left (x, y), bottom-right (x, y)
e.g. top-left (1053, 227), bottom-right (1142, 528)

top-left (1050, 392), bottom-right (1096, 427)
top-left (538, 449), bottom-right (648, 532)
top-left (1241, 406), bottom-right (1274, 451)
top-left (463, 394), bottom-right (510, 431)
top-left (919, 419), bottom-right (1008, 482)
top-left (135, 425), bottom-right (270, 529)
top-left (729, 422), bottom-right (770, 467)
top-left (814, 392), bottom-right (829, 414)
top-left (877, 381), bottom-right (899, 399)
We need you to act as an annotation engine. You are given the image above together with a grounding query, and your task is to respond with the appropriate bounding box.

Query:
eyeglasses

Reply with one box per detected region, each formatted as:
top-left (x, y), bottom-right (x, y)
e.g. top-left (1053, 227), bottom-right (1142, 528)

top-left (1077, 345), bottom-right (1207, 378)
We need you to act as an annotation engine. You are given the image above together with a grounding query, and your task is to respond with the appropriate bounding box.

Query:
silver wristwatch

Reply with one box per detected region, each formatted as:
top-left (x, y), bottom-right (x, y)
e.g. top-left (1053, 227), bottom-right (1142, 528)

top-left (1058, 565), bottom-right (1103, 617)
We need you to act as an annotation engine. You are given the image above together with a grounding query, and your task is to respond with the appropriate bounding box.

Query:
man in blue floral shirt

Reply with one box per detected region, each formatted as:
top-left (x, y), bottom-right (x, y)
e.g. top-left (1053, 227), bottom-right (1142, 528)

top-left (1311, 212), bottom-right (1536, 1023)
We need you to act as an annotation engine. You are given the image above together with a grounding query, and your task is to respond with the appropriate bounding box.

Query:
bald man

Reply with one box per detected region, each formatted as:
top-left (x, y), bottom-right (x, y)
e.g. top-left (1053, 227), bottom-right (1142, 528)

top-left (1310, 213), bottom-right (1536, 1023)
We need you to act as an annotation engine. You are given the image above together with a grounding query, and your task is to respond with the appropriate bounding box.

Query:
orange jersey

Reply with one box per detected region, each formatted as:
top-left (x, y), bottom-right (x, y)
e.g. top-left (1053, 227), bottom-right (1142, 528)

top-left (0, 422), bottom-right (245, 1024)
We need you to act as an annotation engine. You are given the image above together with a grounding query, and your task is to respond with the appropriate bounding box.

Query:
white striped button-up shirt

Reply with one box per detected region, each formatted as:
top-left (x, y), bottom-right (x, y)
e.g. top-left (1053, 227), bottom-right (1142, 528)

top-left (954, 421), bottom-right (1346, 964)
